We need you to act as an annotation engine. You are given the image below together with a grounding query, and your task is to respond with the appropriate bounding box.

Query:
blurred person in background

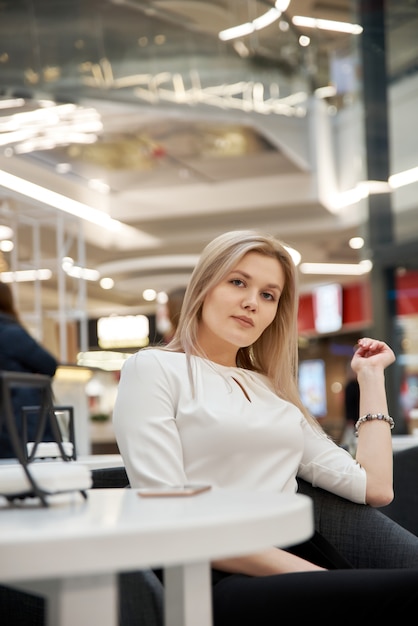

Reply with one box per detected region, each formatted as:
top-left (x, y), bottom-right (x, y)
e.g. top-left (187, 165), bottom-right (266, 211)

top-left (0, 282), bottom-right (58, 458)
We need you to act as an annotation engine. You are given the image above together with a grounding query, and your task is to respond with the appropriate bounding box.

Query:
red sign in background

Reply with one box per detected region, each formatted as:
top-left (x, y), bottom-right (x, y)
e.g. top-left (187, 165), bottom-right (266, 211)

top-left (297, 271), bottom-right (418, 335)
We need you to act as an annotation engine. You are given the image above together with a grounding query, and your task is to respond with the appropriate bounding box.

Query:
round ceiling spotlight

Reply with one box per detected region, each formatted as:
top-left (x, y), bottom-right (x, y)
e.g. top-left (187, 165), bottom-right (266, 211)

top-left (0, 225), bottom-right (13, 240)
top-left (143, 288), bottom-right (157, 301)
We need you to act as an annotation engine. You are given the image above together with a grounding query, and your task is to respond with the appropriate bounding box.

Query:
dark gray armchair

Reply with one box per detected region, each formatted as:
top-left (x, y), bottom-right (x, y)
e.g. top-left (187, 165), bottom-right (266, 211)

top-left (296, 446), bottom-right (418, 570)
top-left (297, 477), bottom-right (418, 569)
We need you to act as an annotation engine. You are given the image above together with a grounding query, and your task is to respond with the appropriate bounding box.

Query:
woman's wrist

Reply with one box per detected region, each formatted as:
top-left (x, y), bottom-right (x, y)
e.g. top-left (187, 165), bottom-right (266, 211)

top-left (356, 367), bottom-right (385, 384)
top-left (355, 413), bottom-right (395, 436)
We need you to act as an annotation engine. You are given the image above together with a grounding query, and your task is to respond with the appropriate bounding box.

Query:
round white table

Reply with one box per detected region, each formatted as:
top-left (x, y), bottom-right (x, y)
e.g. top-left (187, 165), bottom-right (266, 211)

top-left (0, 487), bottom-right (313, 626)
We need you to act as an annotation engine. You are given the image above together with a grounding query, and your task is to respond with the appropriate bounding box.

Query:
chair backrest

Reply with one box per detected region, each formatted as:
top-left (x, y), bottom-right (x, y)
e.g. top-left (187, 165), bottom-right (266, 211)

top-left (0, 371), bottom-right (90, 506)
top-left (23, 405), bottom-right (77, 461)
top-left (0, 371), bottom-right (59, 464)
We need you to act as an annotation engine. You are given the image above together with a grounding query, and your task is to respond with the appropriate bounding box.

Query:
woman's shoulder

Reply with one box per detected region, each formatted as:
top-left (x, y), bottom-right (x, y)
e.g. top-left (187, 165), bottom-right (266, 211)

top-left (126, 348), bottom-right (187, 371)
top-left (0, 316), bottom-right (26, 341)
top-left (0, 312), bottom-right (20, 328)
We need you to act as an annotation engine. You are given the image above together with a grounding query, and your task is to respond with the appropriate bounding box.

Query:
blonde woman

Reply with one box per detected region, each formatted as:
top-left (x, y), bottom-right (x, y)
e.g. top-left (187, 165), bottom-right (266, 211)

top-left (114, 230), bottom-right (418, 622)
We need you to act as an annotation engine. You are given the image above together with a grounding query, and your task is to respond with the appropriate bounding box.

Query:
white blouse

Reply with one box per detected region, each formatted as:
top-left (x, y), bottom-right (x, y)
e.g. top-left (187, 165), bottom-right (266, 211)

top-left (113, 349), bottom-right (367, 503)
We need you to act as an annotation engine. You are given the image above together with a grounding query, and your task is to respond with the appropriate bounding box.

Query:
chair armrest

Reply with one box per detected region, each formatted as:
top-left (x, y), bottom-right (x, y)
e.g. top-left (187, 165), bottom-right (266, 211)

top-left (91, 466), bottom-right (130, 489)
top-left (297, 477), bottom-right (418, 568)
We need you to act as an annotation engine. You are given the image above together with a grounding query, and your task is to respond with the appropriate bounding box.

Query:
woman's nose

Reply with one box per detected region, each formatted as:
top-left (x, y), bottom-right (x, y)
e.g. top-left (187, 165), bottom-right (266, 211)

top-left (242, 293), bottom-right (258, 310)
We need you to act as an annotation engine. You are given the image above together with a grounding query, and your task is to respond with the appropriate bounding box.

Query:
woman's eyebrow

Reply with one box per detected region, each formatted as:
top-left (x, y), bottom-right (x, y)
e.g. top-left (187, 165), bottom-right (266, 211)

top-left (265, 283), bottom-right (283, 296)
top-left (229, 269), bottom-right (249, 278)
top-left (229, 270), bottom-right (282, 293)
top-left (266, 283), bottom-right (282, 293)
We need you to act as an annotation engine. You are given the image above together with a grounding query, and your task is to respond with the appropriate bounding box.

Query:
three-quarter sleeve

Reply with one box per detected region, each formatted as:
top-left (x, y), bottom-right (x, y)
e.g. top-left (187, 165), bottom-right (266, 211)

top-left (298, 418), bottom-right (367, 503)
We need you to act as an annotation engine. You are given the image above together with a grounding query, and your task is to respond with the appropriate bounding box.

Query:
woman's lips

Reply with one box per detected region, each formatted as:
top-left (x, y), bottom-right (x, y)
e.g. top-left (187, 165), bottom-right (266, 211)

top-left (232, 316), bottom-right (254, 328)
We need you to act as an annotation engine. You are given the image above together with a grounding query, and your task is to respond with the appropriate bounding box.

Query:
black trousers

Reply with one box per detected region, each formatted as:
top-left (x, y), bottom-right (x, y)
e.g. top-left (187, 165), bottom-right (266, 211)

top-left (211, 532), bottom-right (418, 624)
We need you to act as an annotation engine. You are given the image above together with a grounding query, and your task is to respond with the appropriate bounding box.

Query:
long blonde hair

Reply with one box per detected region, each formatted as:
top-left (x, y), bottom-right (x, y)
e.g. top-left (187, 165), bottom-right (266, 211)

top-left (166, 230), bottom-right (319, 427)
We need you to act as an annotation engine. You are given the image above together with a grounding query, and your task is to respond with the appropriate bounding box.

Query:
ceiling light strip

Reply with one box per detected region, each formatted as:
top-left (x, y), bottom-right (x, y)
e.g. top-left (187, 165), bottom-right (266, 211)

top-left (0, 170), bottom-right (122, 231)
top-left (331, 168), bottom-right (418, 210)
top-left (0, 269), bottom-right (52, 282)
top-left (300, 261), bottom-right (372, 276)
top-left (292, 16), bottom-right (363, 35)
top-left (219, 1), bottom-right (290, 41)
top-left (389, 166), bottom-right (418, 189)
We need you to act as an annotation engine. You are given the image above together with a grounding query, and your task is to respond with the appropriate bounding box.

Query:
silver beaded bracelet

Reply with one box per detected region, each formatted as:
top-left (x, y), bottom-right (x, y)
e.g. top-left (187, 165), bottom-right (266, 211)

top-left (354, 413), bottom-right (395, 437)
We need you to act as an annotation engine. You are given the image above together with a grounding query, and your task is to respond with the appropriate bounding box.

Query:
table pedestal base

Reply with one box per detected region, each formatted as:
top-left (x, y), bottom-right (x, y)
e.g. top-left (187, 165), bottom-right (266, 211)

top-left (165, 562), bottom-right (212, 626)
top-left (14, 574), bottom-right (117, 626)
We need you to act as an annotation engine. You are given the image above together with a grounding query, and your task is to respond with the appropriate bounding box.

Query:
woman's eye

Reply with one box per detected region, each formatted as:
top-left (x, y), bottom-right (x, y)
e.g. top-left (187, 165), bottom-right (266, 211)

top-left (230, 278), bottom-right (244, 287)
top-left (262, 292), bottom-right (275, 301)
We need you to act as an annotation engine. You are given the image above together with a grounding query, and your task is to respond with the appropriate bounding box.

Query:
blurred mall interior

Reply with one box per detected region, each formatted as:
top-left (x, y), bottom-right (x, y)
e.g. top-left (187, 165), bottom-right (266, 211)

top-left (0, 0), bottom-right (417, 452)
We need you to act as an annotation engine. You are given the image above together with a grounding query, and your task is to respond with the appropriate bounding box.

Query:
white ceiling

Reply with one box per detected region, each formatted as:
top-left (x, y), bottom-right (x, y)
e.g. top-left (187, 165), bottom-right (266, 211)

top-left (0, 0), bottom-right (416, 321)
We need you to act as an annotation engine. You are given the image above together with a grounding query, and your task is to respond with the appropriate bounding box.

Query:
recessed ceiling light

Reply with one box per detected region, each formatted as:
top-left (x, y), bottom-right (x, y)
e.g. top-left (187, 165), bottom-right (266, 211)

top-left (299, 35), bottom-right (311, 47)
top-left (349, 237), bottom-right (364, 250)
top-left (100, 277), bottom-right (114, 290)
top-left (143, 289), bottom-right (157, 301)
top-left (0, 225), bottom-right (13, 240)
top-left (0, 240), bottom-right (13, 252)
top-left (157, 291), bottom-right (168, 304)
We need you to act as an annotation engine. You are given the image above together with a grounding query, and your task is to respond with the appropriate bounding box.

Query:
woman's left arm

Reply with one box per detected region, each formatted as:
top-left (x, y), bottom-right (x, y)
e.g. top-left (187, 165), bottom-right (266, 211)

top-left (351, 337), bottom-right (396, 507)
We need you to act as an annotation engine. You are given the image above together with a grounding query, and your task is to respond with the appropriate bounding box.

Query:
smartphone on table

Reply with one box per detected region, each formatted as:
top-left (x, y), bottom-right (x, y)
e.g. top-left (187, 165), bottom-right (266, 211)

top-left (137, 484), bottom-right (211, 497)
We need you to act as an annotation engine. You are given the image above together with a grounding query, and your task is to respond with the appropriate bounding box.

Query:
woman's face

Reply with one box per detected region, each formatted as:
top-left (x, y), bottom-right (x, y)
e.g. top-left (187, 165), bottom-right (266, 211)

top-left (197, 251), bottom-right (285, 365)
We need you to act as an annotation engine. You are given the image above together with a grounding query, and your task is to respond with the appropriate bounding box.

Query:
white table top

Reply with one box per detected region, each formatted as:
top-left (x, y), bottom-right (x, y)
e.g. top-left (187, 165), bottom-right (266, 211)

top-left (0, 488), bottom-right (313, 583)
